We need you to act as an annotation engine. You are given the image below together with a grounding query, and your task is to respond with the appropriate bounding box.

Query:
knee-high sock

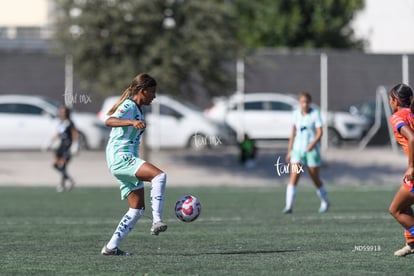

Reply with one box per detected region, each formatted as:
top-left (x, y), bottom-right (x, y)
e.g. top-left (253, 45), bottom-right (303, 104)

top-left (404, 229), bottom-right (414, 244)
top-left (106, 208), bottom-right (144, 250)
top-left (285, 184), bottom-right (296, 210)
top-left (406, 226), bottom-right (414, 237)
top-left (151, 173), bottom-right (167, 224)
top-left (316, 185), bottom-right (329, 203)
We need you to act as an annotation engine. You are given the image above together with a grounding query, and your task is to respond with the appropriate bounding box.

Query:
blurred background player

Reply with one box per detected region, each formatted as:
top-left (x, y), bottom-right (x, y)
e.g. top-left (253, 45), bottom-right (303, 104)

top-left (282, 92), bottom-right (329, 214)
top-left (239, 133), bottom-right (257, 169)
top-left (50, 105), bottom-right (79, 192)
top-left (101, 73), bottom-right (167, 256)
top-left (388, 83), bottom-right (414, 257)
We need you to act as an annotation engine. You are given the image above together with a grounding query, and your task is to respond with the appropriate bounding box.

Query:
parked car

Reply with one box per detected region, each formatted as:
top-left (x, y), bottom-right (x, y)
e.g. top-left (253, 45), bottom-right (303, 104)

top-left (97, 94), bottom-right (234, 149)
top-left (347, 101), bottom-right (390, 145)
top-left (0, 95), bottom-right (109, 150)
top-left (204, 93), bottom-right (370, 146)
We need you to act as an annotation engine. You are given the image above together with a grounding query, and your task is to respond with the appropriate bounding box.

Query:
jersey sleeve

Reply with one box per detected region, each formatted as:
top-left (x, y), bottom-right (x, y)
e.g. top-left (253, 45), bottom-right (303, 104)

top-left (111, 99), bottom-right (134, 120)
top-left (292, 109), bottom-right (299, 129)
top-left (313, 109), bottom-right (323, 128)
top-left (390, 113), bottom-right (407, 133)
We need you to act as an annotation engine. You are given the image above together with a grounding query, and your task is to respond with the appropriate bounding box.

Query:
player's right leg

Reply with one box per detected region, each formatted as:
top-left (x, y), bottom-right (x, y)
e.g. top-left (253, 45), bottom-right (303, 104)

top-left (102, 156), bottom-right (146, 256)
top-left (102, 187), bottom-right (145, 256)
top-left (282, 163), bottom-right (301, 214)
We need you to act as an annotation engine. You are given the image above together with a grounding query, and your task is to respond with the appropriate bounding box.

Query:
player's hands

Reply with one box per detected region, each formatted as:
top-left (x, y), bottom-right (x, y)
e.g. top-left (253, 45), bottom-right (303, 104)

top-left (285, 152), bottom-right (291, 163)
top-left (70, 141), bottom-right (80, 155)
top-left (131, 120), bottom-right (146, 129)
top-left (41, 135), bottom-right (56, 152)
top-left (403, 167), bottom-right (414, 182)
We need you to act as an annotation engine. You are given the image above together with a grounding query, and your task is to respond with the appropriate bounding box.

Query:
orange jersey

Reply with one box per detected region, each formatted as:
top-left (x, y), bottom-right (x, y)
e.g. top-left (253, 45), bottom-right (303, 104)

top-left (390, 108), bottom-right (414, 156)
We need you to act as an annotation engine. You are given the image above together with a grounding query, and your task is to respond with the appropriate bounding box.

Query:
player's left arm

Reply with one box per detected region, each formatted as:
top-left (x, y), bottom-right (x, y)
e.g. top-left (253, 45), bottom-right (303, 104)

top-left (307, 110), bottom-right (323, 151)
top-left (70, 123), bottom-right (80, 154)
top-left (307, 127), bottom-right (322, 151)
top-left (71, 125), bottom-right (79, 141)
top-left (400, 125), bottom-right (414, 181)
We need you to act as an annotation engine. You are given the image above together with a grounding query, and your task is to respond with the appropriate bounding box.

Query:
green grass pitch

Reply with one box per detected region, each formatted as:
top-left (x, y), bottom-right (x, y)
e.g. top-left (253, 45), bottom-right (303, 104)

top-left (0, 185), bottom-right (412, 275)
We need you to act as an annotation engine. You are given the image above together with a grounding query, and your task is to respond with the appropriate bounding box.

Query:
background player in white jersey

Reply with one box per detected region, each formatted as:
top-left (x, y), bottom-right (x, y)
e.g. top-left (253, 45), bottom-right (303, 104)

top-left (282, 92), bottom-right (329, 214)
top-left (101, 73), bottom-right (167, 256)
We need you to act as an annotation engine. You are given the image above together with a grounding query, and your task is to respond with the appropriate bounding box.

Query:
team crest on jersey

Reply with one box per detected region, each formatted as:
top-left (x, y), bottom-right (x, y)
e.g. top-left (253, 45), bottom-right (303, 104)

top-left (121, 154), bottom-right (136, 166)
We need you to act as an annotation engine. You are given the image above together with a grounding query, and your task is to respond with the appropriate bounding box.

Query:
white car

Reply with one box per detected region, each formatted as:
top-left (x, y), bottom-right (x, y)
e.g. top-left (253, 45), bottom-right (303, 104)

top-left (204, 93), bottom-right (370, 146)
top-left (0, 95), bottom-right (109, 150)
top-left (97, 94), bottom-right (233, 149)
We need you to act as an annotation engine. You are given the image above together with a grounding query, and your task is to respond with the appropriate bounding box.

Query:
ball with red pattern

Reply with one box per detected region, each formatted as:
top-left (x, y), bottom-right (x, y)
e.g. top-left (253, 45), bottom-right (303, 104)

top-left (175, 195), bottom-right (201, 222)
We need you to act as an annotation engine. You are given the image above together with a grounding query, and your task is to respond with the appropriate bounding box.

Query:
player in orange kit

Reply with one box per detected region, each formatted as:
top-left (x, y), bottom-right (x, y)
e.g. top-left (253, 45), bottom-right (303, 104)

top-left (388, 83), bottom-right (414, 257)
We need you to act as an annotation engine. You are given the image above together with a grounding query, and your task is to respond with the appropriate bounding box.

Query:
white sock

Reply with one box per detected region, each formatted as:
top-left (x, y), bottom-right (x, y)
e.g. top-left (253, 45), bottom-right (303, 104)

top-left (151, 173), bottom-right (167, 224)
top-left (316, 185), bottom-right (329, 204)
top-left (285, 184), bottom-right (296, 210)
top-left (106, 208), bottom-right (144, 250)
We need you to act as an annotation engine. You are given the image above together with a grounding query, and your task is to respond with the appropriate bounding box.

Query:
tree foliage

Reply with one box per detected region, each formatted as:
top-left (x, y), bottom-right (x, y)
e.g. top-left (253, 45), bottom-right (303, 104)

top-left (53, 0), bottom-right (238, 97)
top-left (53, 0), bottom-right (365, 98)
top-left (234, 0), bottom-right (365, 49)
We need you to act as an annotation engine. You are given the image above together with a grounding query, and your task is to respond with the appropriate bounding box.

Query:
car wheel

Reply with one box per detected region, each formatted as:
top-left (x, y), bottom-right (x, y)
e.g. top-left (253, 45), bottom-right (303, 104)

top-left (188, 133), bottom-right (209, 150)
top-left (328, 128), bottom-right (342, 147)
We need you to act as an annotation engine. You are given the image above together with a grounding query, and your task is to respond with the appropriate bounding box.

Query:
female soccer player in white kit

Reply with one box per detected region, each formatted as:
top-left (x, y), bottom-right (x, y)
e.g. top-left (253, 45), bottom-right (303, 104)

top-left (101, 73), bottom-right (167, 256)
top-left (282, 92), bottom-right (329, 214)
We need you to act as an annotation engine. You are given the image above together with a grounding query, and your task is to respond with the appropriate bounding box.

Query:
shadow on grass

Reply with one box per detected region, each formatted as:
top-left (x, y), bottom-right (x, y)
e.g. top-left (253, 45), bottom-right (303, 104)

top-left (205, 249), bottom-right (299, 255)
top-left (167, 249), bottom-right (299, 256)
top-left (171, 147), bottom-right (403, 185)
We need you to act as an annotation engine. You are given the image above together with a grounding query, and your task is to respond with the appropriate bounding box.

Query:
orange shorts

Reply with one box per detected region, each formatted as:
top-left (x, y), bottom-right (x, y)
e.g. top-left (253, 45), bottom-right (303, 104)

top-left (402, 179), bottom-right (414, 193)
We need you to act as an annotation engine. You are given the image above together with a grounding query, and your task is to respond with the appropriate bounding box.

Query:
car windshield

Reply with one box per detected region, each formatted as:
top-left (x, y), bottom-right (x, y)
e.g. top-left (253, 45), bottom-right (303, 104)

top-left (179, 99), bottom-right (202, 112)
top-left (144, 96), bottom-right (202, 114)
top-left (41, 97), bottom-right (60, 109)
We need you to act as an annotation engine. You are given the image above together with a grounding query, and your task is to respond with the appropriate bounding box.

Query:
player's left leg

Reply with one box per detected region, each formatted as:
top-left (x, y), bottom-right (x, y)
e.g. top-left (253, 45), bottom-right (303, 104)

top-left (308, 166), bottom-right (329, 213)
top-left (53, 156), bottom-right (67, 192)
top-left (306, 149), bottom-right (329, 213)
top-left (389, 185), bottom-right (414, 232)
top-left (136, 162), bottom-right (168, 235)
top-left (389, 185), bottom-right (414, 228)
top-left (389, 185), bottom-right (414, 256)
top-left (61, 155), bottom-right (75, 191)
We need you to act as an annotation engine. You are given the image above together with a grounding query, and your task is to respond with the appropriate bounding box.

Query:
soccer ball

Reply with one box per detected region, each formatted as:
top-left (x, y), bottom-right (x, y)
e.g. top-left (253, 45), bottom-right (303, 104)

top-left (175, 195), bottom-right (201, 222)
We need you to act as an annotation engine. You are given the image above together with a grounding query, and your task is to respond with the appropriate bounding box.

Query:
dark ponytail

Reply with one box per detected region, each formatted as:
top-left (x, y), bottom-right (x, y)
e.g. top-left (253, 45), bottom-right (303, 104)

top-left (390, 83), bottom-right (414, 111)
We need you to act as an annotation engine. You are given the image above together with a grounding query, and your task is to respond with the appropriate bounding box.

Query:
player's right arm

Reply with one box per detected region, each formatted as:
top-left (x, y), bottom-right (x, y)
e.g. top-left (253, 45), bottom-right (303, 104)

top-left (400, 125), bottom-right (414, 181)
top-left (106, 99), bottom-right (145, 129)
top-left (105, 117), bottom-right (146, 129)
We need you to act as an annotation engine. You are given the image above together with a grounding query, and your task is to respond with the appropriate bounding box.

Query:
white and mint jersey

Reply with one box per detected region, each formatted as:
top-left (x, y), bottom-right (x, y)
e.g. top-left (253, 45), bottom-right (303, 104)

top-left (106, 98), bottom-right (145, 164)
top-left (292, 108), bottom-right (323, 152)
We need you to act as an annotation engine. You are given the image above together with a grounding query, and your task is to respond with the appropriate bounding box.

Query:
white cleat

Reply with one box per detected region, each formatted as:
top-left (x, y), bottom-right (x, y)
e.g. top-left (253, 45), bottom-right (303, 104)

top-left (151, 221), bottom-right (168, 236)
top-left (394, 244), bottom-right (414, 257)
top-left (318, 201), bottom-right (330, 213)
top-left (101, 246), bottom-right (130, 256)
